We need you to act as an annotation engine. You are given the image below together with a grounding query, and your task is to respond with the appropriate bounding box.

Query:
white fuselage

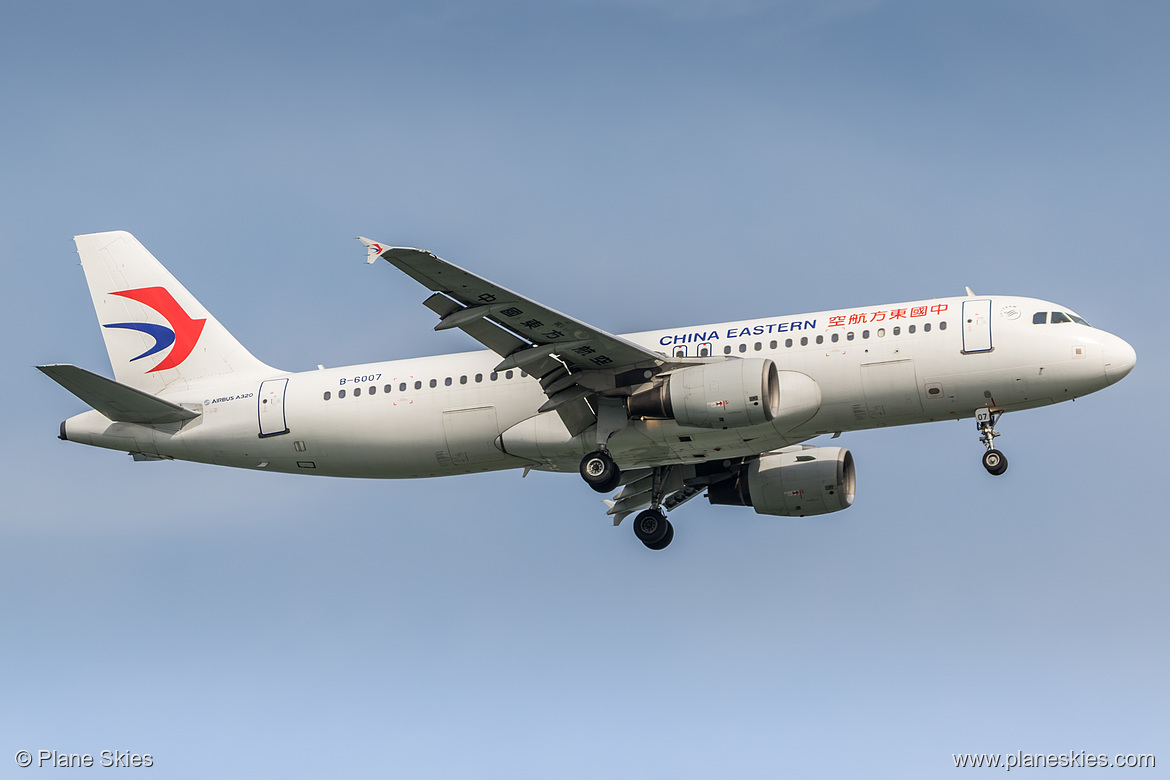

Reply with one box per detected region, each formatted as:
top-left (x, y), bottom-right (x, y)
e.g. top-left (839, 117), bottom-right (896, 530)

top-left (61, 295), bottom-right (1134, 477)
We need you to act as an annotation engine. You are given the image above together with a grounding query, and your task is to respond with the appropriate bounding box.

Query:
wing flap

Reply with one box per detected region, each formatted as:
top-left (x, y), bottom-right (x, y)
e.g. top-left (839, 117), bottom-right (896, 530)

top-left (553, 395), bottom-right (597, 438)
top-left (37, 364), bottom-right (200, 424)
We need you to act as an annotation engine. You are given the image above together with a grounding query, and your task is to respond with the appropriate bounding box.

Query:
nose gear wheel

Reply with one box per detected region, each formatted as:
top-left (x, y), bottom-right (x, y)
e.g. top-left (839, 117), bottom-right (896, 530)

top-left (981, 448), bottom-right (1008, 476)
top-left (976, 408), bottom-right (1008, 476)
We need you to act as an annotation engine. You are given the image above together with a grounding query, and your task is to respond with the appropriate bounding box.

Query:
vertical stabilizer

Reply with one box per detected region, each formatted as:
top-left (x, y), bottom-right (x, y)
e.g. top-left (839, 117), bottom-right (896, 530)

top-left (76, 231), bottom-right (275, 394)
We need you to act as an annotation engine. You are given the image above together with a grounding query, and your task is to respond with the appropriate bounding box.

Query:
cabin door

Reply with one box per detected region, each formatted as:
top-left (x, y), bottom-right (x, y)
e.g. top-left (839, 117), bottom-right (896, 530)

top-left (962, 299), bottom-right (993, 353)
top-left (258, 378), bottom-right (290, 437)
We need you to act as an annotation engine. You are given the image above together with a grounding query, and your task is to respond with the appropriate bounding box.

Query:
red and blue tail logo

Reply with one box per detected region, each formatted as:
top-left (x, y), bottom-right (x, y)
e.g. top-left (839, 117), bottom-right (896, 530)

top-left (103, 287), bottom-right (207, 373)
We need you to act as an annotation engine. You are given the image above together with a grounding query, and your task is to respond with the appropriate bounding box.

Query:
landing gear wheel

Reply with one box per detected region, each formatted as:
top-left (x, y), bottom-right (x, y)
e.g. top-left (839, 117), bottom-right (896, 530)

top-left (632, 509), bottom-right (669, 546)
top-left (580, 450), bottom-right (621, 493)
top-left (975, 408), bottom-right (1008, 476)
top-left (643, 521), bottom-right (674, 551)
top-left (982, 448), bottom-right (1008, 476)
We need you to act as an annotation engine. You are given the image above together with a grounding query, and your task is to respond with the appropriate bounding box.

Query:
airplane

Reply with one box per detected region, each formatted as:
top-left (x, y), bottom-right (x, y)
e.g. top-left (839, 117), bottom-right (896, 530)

top-left (39, 231), bottom-right (1136, 550)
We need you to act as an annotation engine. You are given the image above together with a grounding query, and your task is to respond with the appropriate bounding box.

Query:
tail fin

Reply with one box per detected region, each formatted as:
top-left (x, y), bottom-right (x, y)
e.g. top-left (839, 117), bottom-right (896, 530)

top-left (76, 231), bottom-right (274, 394)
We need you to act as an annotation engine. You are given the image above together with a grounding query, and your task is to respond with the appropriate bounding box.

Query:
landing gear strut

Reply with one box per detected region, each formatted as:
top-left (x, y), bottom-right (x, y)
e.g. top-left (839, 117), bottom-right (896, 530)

top-left (580, 450), bottom-right (621, 493)
top-left (633, 466), bottom-right (674, 550)
top-left (976, 408), bottom-right (1008, 476)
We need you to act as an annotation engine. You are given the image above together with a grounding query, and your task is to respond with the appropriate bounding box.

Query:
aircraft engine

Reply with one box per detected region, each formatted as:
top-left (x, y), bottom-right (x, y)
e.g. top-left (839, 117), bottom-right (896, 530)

top-left (628, 358), bottom-right (780, 429)
top-left (707, 447), bottom-right (855, 517)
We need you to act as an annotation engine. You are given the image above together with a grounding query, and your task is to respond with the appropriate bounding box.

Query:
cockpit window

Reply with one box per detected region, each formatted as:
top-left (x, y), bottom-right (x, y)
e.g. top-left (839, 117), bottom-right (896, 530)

top-left (1034, 310), bottom-right (1091, 326)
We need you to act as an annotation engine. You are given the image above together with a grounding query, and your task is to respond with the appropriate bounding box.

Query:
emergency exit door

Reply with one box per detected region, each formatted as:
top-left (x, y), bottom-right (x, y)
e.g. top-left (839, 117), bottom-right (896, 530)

top-left (258, 378), bottom-right (290, 437)
top-left (962, 299), bottom-right (993, 354)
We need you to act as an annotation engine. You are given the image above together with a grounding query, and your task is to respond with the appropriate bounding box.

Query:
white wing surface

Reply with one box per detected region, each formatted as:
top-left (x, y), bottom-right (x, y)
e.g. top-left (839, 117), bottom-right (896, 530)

top-left (361, 239), bottom-right (670, 434)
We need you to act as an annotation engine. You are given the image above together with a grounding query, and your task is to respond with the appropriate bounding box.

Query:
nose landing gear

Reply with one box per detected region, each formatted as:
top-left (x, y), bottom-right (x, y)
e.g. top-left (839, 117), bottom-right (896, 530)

top-left (976, 408), bottom-right (1008, 476)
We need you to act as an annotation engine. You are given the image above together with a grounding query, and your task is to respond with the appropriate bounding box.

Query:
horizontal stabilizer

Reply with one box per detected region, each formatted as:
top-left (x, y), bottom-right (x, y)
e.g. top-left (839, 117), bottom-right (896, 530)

top-left (37, 364), bottom-right (199, 424)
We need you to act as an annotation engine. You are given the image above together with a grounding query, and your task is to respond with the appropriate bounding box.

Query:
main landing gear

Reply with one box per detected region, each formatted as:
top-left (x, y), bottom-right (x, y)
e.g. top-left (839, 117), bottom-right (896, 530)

top-left (633, 508), bottom-right (673, 550)
top-left (580, 450), bottom-right (621, 493)
top-left (632, 466), bottom-right (675, 550)
top-left (976, 408), bottom-right (1008, 476)
top-left (580, 452), bottom-right (676, 550)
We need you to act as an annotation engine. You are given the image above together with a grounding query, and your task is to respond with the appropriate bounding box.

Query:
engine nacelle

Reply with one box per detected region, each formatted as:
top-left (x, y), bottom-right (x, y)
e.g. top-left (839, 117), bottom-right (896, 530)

top-left (628, 358), bottom-right (780, 429)
top-left (708, 447), bottom-right (855, 517)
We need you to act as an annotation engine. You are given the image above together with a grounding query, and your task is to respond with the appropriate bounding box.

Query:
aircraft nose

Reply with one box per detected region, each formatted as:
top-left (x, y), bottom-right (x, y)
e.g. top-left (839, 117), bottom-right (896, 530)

top-left (1102, 334), bottom-right (1137, 384)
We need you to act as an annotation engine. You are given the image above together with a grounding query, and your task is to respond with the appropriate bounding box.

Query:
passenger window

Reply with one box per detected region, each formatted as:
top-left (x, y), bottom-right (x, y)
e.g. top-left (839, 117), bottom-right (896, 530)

top-left (892, 326), bottom-right (900, 335)
top-left (739, 343), bottom-right (747, 353)
top-left (520, 371), bottom-right (528, 378)
top-left (385, 384), bottom-right (392, 393)
top-left (369, 385), bottom-right (376, 395)
top-left (399, 383), bottom-right (406, 392)
top-left (877, 328), bottom-right (885, 337)
top-left (831, 333), bottom-right (839, 343)
top-left (846, 332), bottom-right (854, 341)
top-left (444, 377), bottom-right (452, 386)
top-left (754, 342), bottom-right (761, 351)
top-left (490, 372), bottom-right (499, 381)
top-left (924, 323), bottom-right (931, 332)
top-left (862, 330), bottom-right (870, 339)
top-left (785, 338), bottom-right (793, 348)
top-left (323, 391), bottom-right (331, 401)
top-left (475, 374), bottom-right (483, 383)
top-left (770, 340), bottom-right (777, 349)
top-left (908, 325), bottom-right (916, 334)
top-left (699, 347), bottom-right (709, 357)
top-left (800, 336), bottom-right (808, 346)
top-left (724, 345), bottom-right (732, 355)
top-left (429, 379), bottom-right (437, 388)
top-left (414, 381), bottom-right (422, 390)
top-left (1051, 312), bottom-right (1071, 324)
top-left (353, 387), bottom-right (361, 397)
top-left (506, 370), bottom-right (514, 379)
top-left (1033, 312), bottom-right (1047, 324)
top-left (939, 321), bottom-right (947, 330)
top-left (816, 335), bottom-right (824, 344)
top-left (460, 375), bottom-right (467, 385)
top-left (339, 389), bottom-right (346, 398)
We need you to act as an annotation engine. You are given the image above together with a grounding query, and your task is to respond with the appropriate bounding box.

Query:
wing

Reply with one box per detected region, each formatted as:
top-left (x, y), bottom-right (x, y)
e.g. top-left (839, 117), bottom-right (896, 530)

top-left (361, 239), bottom-right (671, 434)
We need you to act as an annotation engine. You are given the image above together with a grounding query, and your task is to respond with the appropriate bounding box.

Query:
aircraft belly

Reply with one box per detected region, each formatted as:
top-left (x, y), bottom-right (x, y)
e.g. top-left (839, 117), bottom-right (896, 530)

top-left (499, 410), bottom-right (795, 472)
top-left (925, 366), bottom-right (1038, 413)
top-left (613, 420), bottom-right (789, 466)
top-left (297, 394), bottom-right (537, 478)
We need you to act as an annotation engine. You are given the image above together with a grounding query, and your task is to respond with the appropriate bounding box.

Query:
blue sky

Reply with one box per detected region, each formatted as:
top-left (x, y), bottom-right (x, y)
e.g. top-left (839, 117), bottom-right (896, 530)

top-left (2, 2), bottom-right (1167, 777)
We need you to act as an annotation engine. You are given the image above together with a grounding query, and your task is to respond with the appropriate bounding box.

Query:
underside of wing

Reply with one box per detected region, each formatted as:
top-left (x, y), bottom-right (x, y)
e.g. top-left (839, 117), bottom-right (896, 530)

top-left (362, 239), bottom-right (675, 435)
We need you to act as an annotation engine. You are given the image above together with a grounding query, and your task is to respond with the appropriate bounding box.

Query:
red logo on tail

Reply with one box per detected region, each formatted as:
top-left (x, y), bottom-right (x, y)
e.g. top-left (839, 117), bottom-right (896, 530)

top-left (109, 287), bottom-right (207, 372)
